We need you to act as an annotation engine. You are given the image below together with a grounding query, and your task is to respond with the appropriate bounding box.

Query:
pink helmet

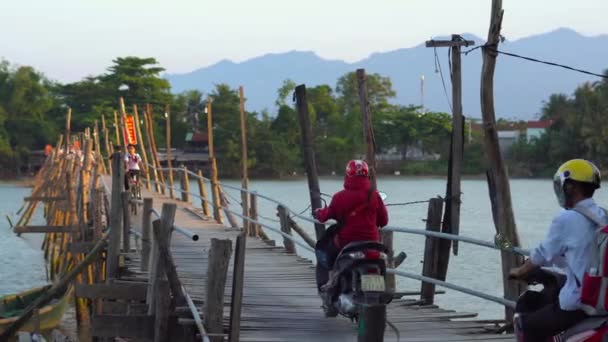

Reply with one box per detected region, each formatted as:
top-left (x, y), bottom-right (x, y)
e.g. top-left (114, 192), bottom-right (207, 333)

top-left (345, 160), bottom-right (369, 177)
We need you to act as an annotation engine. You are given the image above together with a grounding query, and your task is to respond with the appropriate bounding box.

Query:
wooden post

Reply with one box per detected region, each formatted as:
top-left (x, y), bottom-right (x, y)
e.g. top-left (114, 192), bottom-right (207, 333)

top-left (228, 232), bottom-right (246, 342)
top-left (420, 198), bottom-right (444, 304)
top-left (141, 198), bottom-right (153, 272)
top-left (288, 218), bottom-right (316, 248)
top-left (205, 238), bottom-right (233, 342)
top-left (239, 86), bottom-right (250, 234)
top-left (277, 205), bottom-right (296, 253)
top-left (154, 279), bottom-right (171, 342)
top-left (207, 98), bottom-right (223, 223)
top-left (294, 85), bottom-right (325, 240)
top-left (356, 68), bottom-right (395, 291)
top-left (148, 203), bottom-right (177, 315)
top-left (121, 191), bottom-right (131, 252)
top-left (480, 0), bottom-right (523, 321)
top-left (181, 166), bottom-right (190, 202)
top-left (165, 105), bottom-right (175, 199)
top-left (107, 152), bottom-right (124, 280)
top-left (197, 170), bottom-right (210, 217)
top-left (133, 105), bottom-right (152, 190)
top-left (249, 192), bottom-right (261, 238)
top-left (220, 190), bottom-right (239, 229)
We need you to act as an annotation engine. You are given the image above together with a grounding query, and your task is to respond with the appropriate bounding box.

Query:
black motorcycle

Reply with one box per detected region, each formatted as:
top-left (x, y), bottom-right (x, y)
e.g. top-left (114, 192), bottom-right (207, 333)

top-left (320, 241), bottom-right (394, 320)
top-left (515, 268), bottom-right (608, 342)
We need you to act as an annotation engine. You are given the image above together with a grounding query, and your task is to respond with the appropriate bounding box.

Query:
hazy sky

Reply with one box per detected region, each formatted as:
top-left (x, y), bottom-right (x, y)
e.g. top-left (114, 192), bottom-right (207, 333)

top-left (1, 0), bottom-right (606, 82)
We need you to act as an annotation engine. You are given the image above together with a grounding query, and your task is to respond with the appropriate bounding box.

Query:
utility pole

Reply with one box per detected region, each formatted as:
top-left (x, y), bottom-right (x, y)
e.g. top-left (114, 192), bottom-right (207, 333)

top-left (425, 35), bottom-right (474, 280)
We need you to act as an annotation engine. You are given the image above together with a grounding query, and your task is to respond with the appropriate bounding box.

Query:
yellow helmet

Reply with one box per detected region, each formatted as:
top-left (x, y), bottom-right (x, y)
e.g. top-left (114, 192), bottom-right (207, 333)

top-left (553, 159), bottom-right (601, 208)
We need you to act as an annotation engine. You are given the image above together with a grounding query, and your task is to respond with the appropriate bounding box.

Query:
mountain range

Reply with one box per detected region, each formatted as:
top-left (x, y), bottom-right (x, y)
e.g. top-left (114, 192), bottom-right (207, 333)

top-left (165, 28), bottom-right (608, 119)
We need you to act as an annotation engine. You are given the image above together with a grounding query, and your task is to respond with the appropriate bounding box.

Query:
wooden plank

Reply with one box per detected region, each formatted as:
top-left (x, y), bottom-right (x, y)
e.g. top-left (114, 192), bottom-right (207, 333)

top-left (92, 314), bottom-right (154, 339)
top-left (13, 225), bottom-right (77, 233)
top-left (75, 283), bottom-right (147, 300)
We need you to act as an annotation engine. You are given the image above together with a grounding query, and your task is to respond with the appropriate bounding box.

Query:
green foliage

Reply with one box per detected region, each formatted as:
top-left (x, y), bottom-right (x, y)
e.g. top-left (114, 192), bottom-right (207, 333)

top-left (508, 75), bottom-right (608, 176)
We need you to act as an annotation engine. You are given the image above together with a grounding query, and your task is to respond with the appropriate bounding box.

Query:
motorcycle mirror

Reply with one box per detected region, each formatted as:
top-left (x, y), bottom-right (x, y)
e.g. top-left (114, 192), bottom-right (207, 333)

top-left (378, 191), bottom-right (388, 201)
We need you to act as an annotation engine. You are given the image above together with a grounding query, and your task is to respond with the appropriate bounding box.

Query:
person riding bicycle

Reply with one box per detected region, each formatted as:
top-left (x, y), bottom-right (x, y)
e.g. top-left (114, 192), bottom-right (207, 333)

top-left (124, 144), bottom-right (143, 191)
top-left (509, 159), bottom-right (606, 341)
top-left (313, 160), bottom-right (388, 297)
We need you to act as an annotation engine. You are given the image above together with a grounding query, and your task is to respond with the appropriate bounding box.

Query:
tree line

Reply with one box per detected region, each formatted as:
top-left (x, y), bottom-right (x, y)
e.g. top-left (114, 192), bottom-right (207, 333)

top-left (1, 55), bottom-right (605, 178)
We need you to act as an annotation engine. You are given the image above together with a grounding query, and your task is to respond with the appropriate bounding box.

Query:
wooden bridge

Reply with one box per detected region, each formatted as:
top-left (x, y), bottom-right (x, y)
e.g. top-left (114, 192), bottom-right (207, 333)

top-left (3, 141), bottom-right (517, 341)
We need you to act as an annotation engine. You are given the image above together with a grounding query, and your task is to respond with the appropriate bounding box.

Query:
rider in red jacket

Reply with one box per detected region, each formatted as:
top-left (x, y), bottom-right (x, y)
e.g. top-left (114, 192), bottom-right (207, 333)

top-left (314, 160), bottom-right (388, 293)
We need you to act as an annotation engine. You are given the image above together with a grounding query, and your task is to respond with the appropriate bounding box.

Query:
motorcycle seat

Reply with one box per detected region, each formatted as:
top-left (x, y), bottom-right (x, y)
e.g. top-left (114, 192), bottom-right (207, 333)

top-left (338, 241), bottom-right (388, 256)
top-left (561, 316), bottom-right (608, 339)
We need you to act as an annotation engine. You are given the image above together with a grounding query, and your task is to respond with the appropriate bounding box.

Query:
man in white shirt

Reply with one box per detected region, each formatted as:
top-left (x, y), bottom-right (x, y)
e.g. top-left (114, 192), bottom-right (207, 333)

top-left (510, 159), bottom-right (604, 341)
top-left (124, 144), bottom-right (143, 191)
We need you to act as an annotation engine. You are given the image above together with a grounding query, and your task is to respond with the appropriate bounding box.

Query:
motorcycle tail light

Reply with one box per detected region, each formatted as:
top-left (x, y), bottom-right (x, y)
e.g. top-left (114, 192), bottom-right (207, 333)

top-left (348, 252), bottom-right (366, 259)
top-left (364, 250), bottom-right (387, 260)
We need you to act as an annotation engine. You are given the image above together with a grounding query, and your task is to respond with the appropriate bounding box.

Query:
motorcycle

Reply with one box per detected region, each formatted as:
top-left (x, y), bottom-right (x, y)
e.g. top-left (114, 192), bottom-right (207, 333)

top-left (515, 268), bottom-right (608, 342)
top-left (321, 240), bottom-right (393, 319)
top-left (318, 191), bottom-right (394, 320)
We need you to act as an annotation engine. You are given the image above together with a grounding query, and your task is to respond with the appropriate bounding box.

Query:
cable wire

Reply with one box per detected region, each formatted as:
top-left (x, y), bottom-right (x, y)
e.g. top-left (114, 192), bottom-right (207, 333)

top-left (434, 46), bottom-right (453, 111)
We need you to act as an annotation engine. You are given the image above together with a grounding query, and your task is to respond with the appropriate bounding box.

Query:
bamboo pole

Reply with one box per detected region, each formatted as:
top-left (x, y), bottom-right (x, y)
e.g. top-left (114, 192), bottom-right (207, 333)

top-left (207, 98), bottom-right (223, 224)
top-left (147, 104), bottom-right (166, 195)
top-left (113, 111), bottom-right (120, 146)
top-left (65, 107), bottom-right (72, 152)
top-left (133, 105), bottom-right (152, 190)
top-left (165, 104), bottom-right (175, 199)
top-left (239, 86), bottom-right (250, 234)
top-left (143, 106), bottom-right (162, 193)
top-left (101, 114), bottom-right (112, 174)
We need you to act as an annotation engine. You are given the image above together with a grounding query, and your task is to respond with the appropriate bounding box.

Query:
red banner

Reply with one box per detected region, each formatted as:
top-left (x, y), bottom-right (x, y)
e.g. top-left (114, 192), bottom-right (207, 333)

top-left (122, 115), bottom-right (138, 146)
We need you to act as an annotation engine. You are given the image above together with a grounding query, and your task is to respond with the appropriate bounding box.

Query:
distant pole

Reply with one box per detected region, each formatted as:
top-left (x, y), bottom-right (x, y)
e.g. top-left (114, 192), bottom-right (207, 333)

top-left (426, 35), bottom-right (474, 278)
top-left (65, 107), bottom-right (72, 152)
top-left (165, 105), bottom-right (175, 199)
top-left (480, 0), bottom-right (524, 322)
top-left (294, 85), bottom-right (325, 240)
top-left (420, 75), bottom-right (425, 114)
top-left (238, 86), bottom-right (250, 234)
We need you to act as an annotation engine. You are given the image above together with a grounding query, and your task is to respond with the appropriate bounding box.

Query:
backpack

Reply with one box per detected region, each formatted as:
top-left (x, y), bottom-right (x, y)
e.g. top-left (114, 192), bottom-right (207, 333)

top-left (571, 206), bottom-right (608, 316)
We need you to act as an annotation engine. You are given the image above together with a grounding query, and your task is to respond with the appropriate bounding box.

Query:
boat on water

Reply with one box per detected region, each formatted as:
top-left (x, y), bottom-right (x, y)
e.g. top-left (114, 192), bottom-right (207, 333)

top-left (0, 285), bottom-right (71, 334)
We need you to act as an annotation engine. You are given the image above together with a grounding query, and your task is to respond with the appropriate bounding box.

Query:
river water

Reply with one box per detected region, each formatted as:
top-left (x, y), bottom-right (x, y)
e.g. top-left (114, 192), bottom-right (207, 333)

top-left (3, 177), bottom-right (608, 320)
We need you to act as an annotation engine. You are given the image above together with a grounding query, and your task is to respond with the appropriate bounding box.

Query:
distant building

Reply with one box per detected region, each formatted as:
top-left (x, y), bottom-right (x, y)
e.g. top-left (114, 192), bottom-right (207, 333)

top-left (525, 120), bottom-right (553, 142)
top-left (184, 131), bottom-right (209, 153)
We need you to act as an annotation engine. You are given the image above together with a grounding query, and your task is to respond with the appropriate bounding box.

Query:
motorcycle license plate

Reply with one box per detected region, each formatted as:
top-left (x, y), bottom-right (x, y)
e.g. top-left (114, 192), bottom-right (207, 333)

top-left (361, 274), bottom-right (385, 292)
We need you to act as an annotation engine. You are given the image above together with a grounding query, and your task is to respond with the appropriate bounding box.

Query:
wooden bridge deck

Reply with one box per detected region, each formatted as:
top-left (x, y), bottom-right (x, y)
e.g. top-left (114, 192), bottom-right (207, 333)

top-left (117, 179), bottom-right (514, 342)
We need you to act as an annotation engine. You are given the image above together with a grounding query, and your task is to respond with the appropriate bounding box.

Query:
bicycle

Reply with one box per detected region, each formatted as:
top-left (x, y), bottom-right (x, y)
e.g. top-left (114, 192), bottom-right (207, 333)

top-left (127, 171), bottom-right (141, 215)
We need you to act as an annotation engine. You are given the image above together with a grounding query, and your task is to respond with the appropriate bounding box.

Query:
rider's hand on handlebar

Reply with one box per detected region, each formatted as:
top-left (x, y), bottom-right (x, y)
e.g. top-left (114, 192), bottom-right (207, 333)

top-left (508, 267), bottom-right (522, 280)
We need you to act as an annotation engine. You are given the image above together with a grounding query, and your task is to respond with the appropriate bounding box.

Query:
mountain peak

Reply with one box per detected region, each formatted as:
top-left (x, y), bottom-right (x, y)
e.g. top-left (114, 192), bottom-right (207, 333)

top-left (166, 28), bottom-right (608, 119)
